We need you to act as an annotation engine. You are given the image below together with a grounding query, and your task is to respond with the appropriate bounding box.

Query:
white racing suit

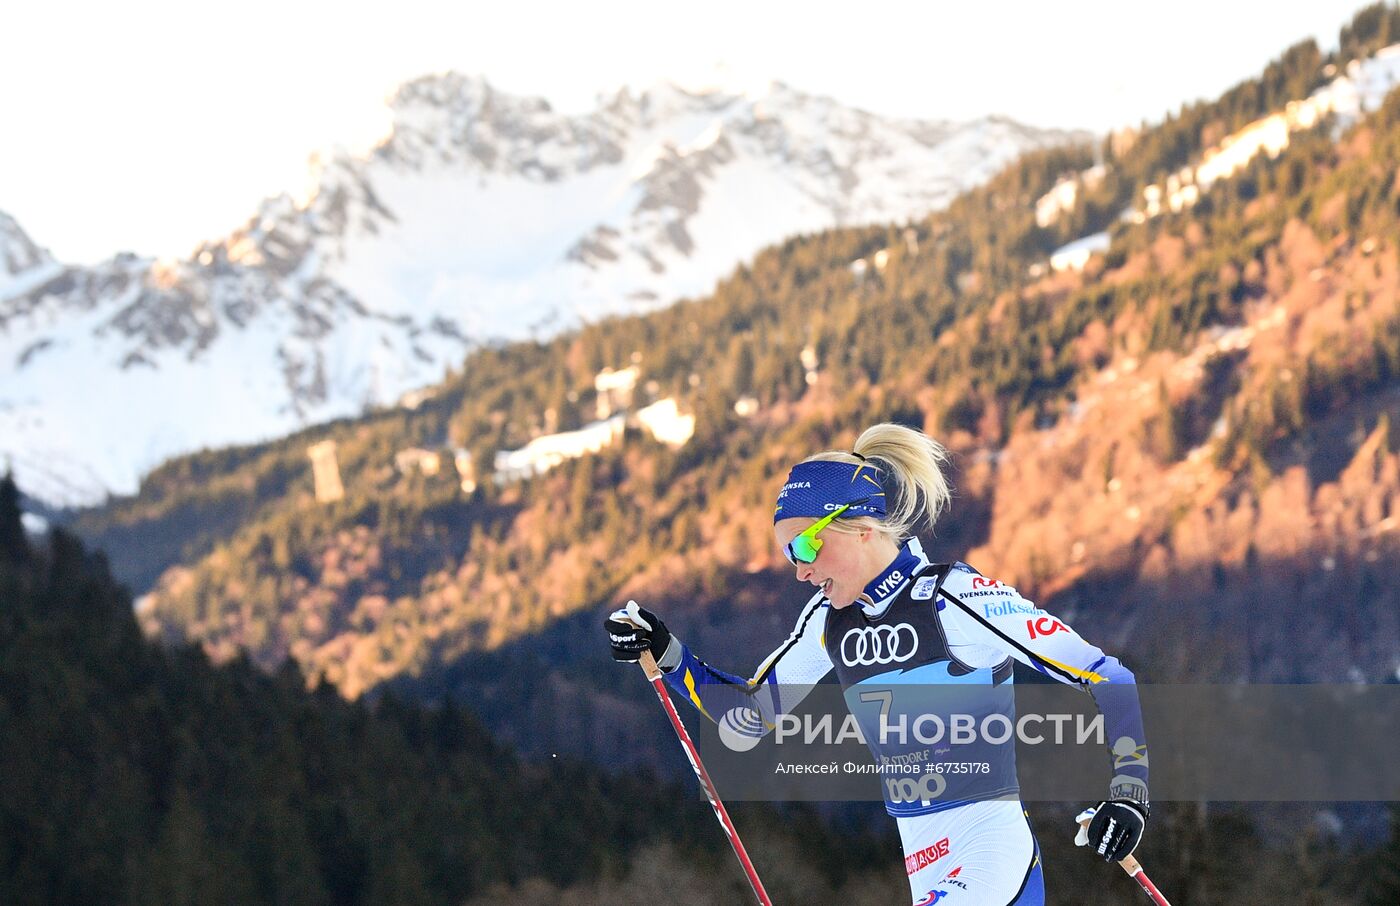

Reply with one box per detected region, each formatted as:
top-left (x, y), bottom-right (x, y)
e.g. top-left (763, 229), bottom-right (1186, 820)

top-left (656, 538), bottom-right (1147, 905)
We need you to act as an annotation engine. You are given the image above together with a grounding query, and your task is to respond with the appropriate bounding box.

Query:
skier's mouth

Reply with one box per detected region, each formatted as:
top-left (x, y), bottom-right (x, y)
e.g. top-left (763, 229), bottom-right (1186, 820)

top-left (821, 578), bottom-right (833, 596)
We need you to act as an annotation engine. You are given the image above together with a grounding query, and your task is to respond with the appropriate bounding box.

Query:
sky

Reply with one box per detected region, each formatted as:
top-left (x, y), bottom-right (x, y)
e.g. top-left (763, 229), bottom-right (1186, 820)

top-left (0, 0), bottom-right (1371, 264)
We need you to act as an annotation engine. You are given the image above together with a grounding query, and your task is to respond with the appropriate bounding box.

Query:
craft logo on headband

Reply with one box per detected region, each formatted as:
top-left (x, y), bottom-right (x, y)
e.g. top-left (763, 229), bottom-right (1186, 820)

top-left (774, 460), bottom-right (888, 523)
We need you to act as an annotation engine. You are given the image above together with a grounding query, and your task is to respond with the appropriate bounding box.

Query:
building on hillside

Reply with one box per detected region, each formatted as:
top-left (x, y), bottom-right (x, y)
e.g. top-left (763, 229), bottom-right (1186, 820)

top-left (595, 366), bottom-right (639, 419)
top-left (394, 448), bottom-right (441, 477)
top-left (453, 449), bottom-right (476, 493)
top-left (1036, 176), bottom-right (1080, 229)
top-left (307, 440), bottom-right (345, 503)
top-left (635, 398), bottom-right (695, 447)
top-left (800, 344), bottom-right (820, 386)
top-left (1034, 165), bottom-right (1107, 228)
top-left (1164, 168), bottom-right (1200, 213)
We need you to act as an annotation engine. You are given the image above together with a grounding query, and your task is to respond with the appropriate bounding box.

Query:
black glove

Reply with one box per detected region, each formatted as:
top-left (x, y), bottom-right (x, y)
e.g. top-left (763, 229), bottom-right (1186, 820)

top-left (1080, 799), bottom-right (1148, 862)
top-left (605, 600), bottom-right (672, 663)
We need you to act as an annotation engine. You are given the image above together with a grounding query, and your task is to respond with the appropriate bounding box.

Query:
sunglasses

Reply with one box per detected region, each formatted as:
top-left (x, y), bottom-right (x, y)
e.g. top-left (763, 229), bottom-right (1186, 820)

top-left (783, 499), bottom-right (867, 565)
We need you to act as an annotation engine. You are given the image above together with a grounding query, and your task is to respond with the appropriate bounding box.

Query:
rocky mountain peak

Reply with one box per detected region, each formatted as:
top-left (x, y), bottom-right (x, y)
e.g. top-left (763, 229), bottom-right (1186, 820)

top-left (1, 76), bottom-right (1083, 507)
top-left (0, 210), bottom-right (53, 283)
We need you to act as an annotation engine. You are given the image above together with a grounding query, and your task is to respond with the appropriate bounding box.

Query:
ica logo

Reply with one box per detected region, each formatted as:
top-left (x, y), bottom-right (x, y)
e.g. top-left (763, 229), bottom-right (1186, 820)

top-left (1026, 616), bottom-right (1067, 639)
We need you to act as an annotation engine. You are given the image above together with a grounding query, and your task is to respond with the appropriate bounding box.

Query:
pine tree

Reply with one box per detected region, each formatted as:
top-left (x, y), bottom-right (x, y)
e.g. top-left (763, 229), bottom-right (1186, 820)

top-left (0, 472), bottom-right (27, 564)
top-left (1368, 803), bottom-right (1400, 905)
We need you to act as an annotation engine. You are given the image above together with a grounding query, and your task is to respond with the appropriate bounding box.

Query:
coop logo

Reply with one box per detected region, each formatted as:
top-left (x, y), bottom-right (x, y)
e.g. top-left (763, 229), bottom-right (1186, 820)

top-left (1027, 616), bottom-right (1068, 639)
top-left (904, 836), bottom-right (951, 875)
top-left (886, 771), bottom-right (948, 807)
top-left (841, 623), bottom-right (918, 666)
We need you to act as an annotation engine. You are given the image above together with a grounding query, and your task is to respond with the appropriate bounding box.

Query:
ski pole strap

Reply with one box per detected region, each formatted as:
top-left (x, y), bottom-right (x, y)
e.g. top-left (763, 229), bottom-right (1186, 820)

top-left (1079, 818), bottom-right (1172, 906)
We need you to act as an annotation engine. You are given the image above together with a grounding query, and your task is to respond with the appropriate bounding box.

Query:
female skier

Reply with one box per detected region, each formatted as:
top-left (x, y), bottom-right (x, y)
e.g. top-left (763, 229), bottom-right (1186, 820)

top-left (606, 423), bottom-right (1149, 904)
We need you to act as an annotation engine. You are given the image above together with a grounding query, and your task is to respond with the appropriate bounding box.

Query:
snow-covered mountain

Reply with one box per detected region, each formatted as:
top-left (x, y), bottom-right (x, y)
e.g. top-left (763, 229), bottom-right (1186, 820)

top-left (0, 212), bottom-right (60, 299)
top-left (0, 76), bottom-right (1085, 506)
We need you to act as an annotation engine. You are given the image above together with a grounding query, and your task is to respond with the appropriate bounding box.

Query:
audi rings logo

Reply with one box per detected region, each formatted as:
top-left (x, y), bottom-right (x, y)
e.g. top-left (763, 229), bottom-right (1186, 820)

top-left (840, 623), bottom-right (919, 666)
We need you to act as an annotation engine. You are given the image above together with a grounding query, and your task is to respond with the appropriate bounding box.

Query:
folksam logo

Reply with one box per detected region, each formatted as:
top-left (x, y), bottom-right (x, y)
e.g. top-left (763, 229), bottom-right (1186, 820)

top-left (981, 600), bottom-right (1037, 618)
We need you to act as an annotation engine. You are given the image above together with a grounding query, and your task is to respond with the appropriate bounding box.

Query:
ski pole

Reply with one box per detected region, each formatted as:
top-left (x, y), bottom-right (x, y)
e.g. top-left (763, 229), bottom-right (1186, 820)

top-left (1079, 817), bottom-right (1173, 905)
top-left (638, 648), bottom-right (774, 906)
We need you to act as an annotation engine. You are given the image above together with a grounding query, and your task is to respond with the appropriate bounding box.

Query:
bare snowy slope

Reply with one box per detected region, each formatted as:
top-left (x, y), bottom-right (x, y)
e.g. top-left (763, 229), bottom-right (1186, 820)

top-left (0, 76), bottom-right (1084, 506)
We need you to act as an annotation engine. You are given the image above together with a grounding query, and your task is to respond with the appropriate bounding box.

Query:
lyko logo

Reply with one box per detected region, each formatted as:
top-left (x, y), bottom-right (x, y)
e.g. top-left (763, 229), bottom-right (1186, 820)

top-left (874, 569), bottom-right (905, 597)
top-left (971, 577), bottom-right (1000, 589)
top-left (1027, 617), bottom-right (1067, 639)
top-left (841, 624), bottom-right (918, 666)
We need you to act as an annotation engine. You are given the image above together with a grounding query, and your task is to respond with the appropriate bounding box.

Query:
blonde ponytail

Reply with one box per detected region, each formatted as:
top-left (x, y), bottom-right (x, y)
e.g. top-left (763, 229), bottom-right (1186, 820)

top-left (803, 423), bottom-right (952, 540)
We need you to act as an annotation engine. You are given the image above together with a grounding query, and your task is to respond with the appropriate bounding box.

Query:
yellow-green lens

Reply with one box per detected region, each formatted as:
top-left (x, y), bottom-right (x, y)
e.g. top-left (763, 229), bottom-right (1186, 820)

top-left (788, 503), bottom-right (854, 564)
top-left (791, 535), bottom-right (820, 562)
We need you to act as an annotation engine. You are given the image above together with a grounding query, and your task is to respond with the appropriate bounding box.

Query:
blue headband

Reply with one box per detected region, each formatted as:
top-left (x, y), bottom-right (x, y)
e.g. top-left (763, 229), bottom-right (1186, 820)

top-left (773, 460), bottom-right (888, 523)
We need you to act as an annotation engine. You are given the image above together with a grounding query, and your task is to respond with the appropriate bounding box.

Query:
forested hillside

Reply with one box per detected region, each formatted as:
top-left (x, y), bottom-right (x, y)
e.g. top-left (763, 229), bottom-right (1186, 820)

top-left (70, 7), bottom-right (1400, 709)
top-left (1, 475), bottom-right (924, 904)
top-left (6, 475), bottom-right (1397, 904)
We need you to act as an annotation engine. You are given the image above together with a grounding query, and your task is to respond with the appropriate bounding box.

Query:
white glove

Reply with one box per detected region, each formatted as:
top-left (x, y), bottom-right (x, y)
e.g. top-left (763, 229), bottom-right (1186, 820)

top-left (605, 600), bottom-right (675, 665)
top-left (1076, 800), bottom-right (1148, 862)
top-left (1073, 807), bottom-right (1097, 847)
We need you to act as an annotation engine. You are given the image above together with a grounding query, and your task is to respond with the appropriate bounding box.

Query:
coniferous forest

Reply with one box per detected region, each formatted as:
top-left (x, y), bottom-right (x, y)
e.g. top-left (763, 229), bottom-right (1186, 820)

top-left (5, 473), bottom-right (1399, 903)
top-left (2, 473), bottom-right (922, 904)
